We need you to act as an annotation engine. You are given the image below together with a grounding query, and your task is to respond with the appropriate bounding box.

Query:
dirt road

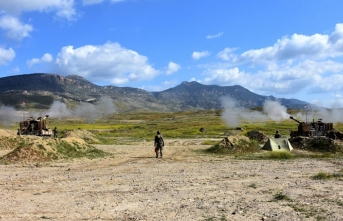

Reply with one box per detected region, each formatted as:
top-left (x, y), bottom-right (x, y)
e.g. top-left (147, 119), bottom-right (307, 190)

top-left (0, 142), bottom-right (342, 221)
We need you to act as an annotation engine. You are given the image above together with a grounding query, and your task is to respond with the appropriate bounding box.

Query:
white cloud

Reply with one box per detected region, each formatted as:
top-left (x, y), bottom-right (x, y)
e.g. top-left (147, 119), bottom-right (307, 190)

top-left (200, 23), bottom-right (343, 102)
top-left (0, 14), bottom-right (33, 41)
top-left (206, 32), bottom-right (223, 39)
top-left (0, 0), bottom-right (77, 41)
top-left (217, 47), bottom-right (237, 61)
top-left (27, 53), bottom-right (53, 68)
top-left (0, 0), bottom-right (77, 20)
top-left (217, 23), bottom-right (343, 64)
top-left (165, 61), bottom-right (180, 75)
top-left (53, 42), bottom-right (159, 84)
top-left (201, 59), bottom-right (343, 96)
top-left (192, 50), bottom-right (209, 60)
top-left (0, 47), bottom-right (16, 65)
top-left (309, 74), bottom-right (343, 93)
top-left (201, 67), bottom-right (248, 86)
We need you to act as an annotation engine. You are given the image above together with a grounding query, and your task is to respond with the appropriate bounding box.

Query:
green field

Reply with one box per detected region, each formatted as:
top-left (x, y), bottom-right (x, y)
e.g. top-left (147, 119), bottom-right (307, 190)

top-left (2, 109), bottom-right (343, 160)
top-left (3, 109), bottom-right (343, 142)
top-left (26, 109), bottom-right (343, 140)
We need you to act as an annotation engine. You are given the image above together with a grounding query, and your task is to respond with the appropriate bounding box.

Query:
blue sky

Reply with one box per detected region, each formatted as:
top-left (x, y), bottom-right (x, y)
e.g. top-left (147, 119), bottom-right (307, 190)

top-left (1, 0), bottom-right (343, 108)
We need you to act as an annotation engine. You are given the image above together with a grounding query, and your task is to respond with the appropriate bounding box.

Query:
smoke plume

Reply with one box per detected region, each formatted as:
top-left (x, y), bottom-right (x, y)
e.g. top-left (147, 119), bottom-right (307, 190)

top-left (46, 97), bottom-right (116, 122)
top-left (0, 97), bottom-right (116, 126)
top-left (221, 97), bottom-right (343, 128)
top-left (220, 97), bottom-right (290, 127)
top-left (296, 103), bottom-right (343, 124)
top-left (0, 104), bottom-right (23, 127)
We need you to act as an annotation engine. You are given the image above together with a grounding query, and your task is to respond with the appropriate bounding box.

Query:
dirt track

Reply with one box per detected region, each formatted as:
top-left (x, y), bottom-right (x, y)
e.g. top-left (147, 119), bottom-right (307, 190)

top-left (0, 141), bottom-right (343, 221)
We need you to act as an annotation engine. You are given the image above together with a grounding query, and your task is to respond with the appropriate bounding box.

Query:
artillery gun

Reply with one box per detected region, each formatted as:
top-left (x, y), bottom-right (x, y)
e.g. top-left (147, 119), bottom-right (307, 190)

top-left (17, 115), bottom-right (52, 136)
top-left (289, 116), bottom-right (333, 138)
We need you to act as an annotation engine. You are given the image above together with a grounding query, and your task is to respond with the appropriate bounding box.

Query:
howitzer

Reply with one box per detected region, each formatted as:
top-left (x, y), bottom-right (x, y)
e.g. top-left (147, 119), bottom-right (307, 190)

top-left (18, 115), bottom-right (52, 136)
top-left (289, 116), bottom-right (301, 124)
top-left (289, 116), bottom-right (333, 138)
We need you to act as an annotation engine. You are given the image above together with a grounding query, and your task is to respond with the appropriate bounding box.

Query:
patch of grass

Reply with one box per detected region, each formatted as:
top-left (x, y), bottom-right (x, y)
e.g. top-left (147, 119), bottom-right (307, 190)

top-left (56, 141), bottom-right (108, 159)
top-left (265, 151), bottom-right (295, 160)
top-left (37, 144), bottom-right (46, 150)
top-left (248, 183), bottom-right (257, 189)
top-left (288, 203), bottom-right (327, 219)
top-left (311, 171), bottom-right (343, 180)
top-left (311, 172), bottom-right (333, 180)
top-left (273, 191), bottom-right (291, 201)
top-left (202, 140), bottom-right (220, 145)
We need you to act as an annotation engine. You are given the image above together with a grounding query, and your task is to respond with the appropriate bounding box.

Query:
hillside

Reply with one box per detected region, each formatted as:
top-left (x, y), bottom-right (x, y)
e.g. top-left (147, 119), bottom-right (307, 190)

top-left (0, 73), bottom-right (308, 112)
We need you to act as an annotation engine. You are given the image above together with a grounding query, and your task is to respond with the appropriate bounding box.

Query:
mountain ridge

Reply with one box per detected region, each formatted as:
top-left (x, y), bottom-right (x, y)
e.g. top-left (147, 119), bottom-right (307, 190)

top-left (0, 73), bottom-right (308, 112)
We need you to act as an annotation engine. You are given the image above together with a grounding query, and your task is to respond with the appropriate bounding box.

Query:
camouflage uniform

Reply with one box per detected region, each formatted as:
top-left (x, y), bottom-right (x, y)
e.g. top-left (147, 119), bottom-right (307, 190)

top-left (154, 131), bottom-right (164, 158)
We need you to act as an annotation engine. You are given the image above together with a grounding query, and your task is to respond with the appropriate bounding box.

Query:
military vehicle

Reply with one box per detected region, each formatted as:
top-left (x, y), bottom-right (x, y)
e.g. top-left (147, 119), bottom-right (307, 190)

top-left (289, 116), bottom-right (333, 138)
top-left (18, 115), bottom-right (52, 136)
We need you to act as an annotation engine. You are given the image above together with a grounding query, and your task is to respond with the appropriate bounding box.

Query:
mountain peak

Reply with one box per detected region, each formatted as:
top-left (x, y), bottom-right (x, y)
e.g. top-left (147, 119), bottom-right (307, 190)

top-left (0, 73), bottom-right (309, 112)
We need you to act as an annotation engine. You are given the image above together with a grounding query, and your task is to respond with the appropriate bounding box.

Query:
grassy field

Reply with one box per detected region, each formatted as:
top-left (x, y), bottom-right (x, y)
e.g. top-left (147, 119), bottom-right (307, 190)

top-left (7, 109), bottom-right (343, 136)
top-left (4, 109), bottom-right (343, 142)
top-left (2, 109), bottom-right (343, 161)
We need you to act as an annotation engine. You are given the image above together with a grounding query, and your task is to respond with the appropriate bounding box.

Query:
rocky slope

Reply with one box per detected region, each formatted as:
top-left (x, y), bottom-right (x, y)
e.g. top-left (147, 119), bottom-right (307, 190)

top-left (0, 73), bottom-right (308, 112)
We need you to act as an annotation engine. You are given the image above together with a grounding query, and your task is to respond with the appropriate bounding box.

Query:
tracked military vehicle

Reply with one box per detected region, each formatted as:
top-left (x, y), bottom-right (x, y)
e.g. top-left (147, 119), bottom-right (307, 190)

top-left (289, 116), bottom-right (333, 138)
top-left (18, 115), bottom-right (52, 136)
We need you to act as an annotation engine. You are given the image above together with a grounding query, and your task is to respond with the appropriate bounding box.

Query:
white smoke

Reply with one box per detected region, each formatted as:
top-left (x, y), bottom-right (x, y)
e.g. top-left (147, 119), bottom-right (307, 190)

top-left (220, 97), bottom-right (290, 127)
top-left (294, 103), bottom-right (343, 124)
top-left (46, 97), bottom-right (116, 122)
top-left (0, 104), bottom-right (23, 127)
top-left (263, 100), bottom-right (289, 121)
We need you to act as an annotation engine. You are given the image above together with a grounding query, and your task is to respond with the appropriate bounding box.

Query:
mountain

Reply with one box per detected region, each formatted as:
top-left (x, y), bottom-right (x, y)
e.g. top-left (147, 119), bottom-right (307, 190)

top-left (0, 73), bottom-right (308, 112)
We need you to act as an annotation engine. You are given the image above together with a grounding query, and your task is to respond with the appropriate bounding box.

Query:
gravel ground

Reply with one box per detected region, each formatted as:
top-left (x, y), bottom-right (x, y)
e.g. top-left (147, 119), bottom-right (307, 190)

top-left (0, 141), bottom-right (343, 221)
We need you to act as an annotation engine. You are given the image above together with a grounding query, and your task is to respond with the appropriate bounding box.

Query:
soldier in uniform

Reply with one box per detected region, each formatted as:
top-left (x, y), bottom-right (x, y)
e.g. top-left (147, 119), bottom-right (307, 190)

top-left (154, 131), bottom-right (164, 158)
top-left (274, 130), bottom-right (281, 138)
top-left (53, 127), bottom-right (58, 139)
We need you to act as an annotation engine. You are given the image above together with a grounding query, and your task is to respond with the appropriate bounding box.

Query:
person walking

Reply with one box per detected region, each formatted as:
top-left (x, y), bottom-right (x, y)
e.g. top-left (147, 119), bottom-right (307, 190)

top-left (154, 131), bottom-right (164, 158)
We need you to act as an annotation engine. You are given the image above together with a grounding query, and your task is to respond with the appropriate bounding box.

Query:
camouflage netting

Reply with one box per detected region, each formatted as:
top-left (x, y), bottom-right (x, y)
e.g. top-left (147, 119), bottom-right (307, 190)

top-left (246, 130), bottom-right (269, 143)
top-left (289, 137), bottom-right (342, 153)
top-left (207, 135), bottom-right (260, 154)
top-left (0, 129), bottom-right (106, 164)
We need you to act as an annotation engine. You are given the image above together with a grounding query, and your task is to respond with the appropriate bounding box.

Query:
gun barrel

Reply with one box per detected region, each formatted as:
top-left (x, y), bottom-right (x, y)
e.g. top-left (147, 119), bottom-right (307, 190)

top-left (289, 116), bottom-right (302, 124)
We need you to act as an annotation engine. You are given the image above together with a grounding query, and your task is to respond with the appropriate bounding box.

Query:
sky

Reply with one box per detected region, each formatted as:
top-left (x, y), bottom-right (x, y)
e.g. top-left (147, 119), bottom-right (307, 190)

top-left (1, 0), bottom-right (343, 108)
